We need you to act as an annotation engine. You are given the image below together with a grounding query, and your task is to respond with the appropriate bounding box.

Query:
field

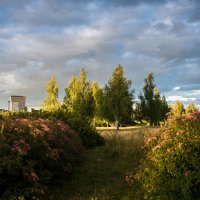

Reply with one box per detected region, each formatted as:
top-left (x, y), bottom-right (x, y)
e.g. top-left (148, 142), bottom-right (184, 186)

top-left (48, 127), bottom-right (160, 200)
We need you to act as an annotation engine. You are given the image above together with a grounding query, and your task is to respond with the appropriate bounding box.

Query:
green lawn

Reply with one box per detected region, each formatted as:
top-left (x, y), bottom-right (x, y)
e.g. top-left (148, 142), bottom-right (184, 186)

top-left (47, 128), bottom-right (158, 200)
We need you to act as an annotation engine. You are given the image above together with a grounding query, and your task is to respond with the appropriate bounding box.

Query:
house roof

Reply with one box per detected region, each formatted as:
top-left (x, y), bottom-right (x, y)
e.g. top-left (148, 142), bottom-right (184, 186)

top-left (10, 96), bottom-right (26, 102)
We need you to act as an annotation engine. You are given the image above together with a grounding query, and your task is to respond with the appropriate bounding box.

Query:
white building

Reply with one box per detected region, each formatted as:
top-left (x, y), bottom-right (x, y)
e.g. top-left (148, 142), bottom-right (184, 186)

top-left (8, 96), bottom-right (26, 111)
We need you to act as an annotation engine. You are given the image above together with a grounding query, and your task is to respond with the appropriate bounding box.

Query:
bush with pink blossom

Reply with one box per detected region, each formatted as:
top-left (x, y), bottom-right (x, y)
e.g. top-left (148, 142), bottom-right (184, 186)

top-left (135, 111), bottom-right (200, 199)
top-left (0, 117), bottom-right (83, 199)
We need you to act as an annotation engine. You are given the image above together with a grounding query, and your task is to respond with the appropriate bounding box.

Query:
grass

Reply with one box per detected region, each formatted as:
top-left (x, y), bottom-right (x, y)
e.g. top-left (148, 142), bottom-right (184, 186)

top-left (47, 128), bottom-right (159, 200)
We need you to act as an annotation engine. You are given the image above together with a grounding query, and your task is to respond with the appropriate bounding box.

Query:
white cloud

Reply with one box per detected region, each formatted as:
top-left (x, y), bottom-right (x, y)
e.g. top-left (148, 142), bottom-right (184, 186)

top-left (173, 86), bottom-right (180, 91)
top-left (0, 72), bottom-right (24, 94)
top-left (165, 89), bottom-right (200, 107)
top-left (166, 95), bottom-right (196, 102)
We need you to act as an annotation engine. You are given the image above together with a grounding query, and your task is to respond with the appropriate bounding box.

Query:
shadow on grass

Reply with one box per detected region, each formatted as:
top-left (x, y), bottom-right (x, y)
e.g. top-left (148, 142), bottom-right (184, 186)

top-left (47, 129), bottom-right (156, 200)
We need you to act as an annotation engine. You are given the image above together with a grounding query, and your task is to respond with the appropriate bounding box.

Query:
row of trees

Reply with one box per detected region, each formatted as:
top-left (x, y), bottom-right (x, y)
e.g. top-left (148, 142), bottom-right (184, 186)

top-left (135, 73), bottom-right (169, 126)
top-left (41, 64), bottom-right (188, 127)
top-left (41, 65), bottom-right (134, 128)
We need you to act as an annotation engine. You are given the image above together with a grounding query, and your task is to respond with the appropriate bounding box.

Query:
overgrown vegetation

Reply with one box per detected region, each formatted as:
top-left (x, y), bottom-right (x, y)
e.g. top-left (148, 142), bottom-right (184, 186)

top-left (135, 111), bottom-right (200, 199)
top-left (0, 117), bottom-right (83, 199)
top-left (47, 128), bottom-right (148, 200)
top-left (1, 64), bottom-right (199, 199)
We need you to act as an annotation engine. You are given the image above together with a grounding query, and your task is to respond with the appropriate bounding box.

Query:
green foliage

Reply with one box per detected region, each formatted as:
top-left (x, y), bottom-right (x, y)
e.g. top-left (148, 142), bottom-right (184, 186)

top-left (47, 129), bottom-right (145, 200)
top-left (102, 64), bottom-right (134, 128)
top-left (91, 82), bottom-right (104, 126)
top-left (136, 111), bottom-right (200, 199)
top-left (62, 69), bottom-right (105, 147)
top-left (0, 117), bottom-right (83, 199)
top-left (61, 112), bottom-right (105, 148)
top-left (28, 109), bottom-right (105, 148)
top-left (137, 73), bottom-right (169, 125)
top-left (160, 95), bottom-right (170, 120)
top-left (41, 75), bottom-right (60, 112)
top-left (95, 118), bottom-right (112, 127)
top-left (64, 69), bottom-right (95, 119)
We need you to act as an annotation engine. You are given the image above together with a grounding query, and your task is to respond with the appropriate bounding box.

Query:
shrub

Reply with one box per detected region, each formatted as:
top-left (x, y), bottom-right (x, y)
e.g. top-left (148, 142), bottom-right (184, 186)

top-left (9, 110), bottom-right (105, 148)
top-left (39, 110), bottom-right (105, 148)
top-left (0, 117), bottom-right (83, 199)
top-left (135, 111), bottom-right (200, 200)
top-left (65, 115), bottom-right (105, 148)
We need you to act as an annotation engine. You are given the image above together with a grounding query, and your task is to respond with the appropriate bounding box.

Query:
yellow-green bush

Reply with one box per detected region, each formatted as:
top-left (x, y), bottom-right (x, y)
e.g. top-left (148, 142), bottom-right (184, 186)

top-left (136, 111), bottom-right (200, 199)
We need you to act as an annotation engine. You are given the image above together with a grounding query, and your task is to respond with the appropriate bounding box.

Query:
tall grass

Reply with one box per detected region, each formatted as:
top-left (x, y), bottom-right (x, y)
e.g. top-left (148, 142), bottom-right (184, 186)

top-left (47, 128), bottom-right (158, 200)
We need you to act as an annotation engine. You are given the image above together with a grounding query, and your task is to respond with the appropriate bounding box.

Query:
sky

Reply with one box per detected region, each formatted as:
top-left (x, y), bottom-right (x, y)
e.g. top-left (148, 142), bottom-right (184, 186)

top-left (0, 0), bottom-right (200, 109)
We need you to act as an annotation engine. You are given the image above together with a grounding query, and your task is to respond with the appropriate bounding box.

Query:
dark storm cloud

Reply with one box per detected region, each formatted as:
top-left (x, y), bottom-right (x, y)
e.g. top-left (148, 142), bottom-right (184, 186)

top-left (0, 0), bottom-right (200, 108)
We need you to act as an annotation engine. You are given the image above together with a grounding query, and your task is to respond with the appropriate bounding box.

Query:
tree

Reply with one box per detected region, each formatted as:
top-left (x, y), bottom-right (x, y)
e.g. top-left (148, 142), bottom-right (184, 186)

top-left (138, 73), bottom-right (155, 125)
top-left (91, 82), bottom-right (103, 126)
top-left (138, 73), bottom-right (169, 126)
top-left (160, 95), bottom-right (170, 120)
top-left (64, 68), bottom-right (95, 119)
top-left (102, 64), bottom-right (134, 129)
top-left (154, 88), bottom-right (162, 125)
top-left (172, 101), bottom-right (184, 116)
top-left (41, 75), bottom-right (60, 111)
top-left (186, 102), bottom-right (196, 114)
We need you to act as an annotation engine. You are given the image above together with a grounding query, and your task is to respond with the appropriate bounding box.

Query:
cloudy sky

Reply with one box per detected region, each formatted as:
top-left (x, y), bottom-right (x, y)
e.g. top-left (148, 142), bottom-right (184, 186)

top-left (0, 0), bottom-right (200, 109)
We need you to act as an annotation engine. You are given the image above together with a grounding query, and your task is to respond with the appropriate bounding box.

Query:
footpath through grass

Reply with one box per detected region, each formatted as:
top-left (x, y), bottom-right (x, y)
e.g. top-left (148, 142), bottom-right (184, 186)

top-left (48, 128), bottom-right (158, 200)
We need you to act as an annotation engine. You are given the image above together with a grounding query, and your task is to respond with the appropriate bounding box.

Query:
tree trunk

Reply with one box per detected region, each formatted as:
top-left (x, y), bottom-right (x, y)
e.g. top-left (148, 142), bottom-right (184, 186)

top-left (116, 119), bottom-right (119, 130)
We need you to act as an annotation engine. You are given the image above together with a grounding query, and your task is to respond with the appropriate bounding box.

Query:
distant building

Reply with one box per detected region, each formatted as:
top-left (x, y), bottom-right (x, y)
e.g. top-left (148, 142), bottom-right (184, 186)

top-left (8, 96), bottom-right (26, 111)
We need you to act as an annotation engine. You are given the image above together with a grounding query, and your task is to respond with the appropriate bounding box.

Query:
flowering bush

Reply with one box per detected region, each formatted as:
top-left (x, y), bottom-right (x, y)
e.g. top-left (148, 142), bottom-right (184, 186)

top-left (8, 110), bottom-right (105, 148)
top-left (135, 111), bottom-right (200, 200)
top-left (0, 117), bottom-right (83, 199)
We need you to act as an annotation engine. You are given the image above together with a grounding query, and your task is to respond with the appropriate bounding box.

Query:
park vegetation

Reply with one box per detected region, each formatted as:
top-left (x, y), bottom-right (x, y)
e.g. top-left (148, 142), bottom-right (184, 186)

top-left (42, 64), bottom-right (170, 128)
top-left (0, 64), bottom-right (199, 199)
top-left (135, 110), bottom-right (200, 200)
top-left (0, 117), bottom-right (83, 199)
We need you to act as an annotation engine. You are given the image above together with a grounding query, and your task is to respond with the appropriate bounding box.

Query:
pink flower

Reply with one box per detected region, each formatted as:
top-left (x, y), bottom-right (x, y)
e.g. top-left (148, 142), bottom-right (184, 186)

top-left (11, 140), bottom-right (31, 155)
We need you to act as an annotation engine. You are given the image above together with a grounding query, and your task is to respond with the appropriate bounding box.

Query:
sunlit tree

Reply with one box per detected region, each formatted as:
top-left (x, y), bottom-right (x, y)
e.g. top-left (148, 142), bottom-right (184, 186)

top-left (91, 82), bottom-right (103, 126)
top-left (41, 75), bottom-right (60, 111)
top-left (102, 64), bottom-right (134, 129)
top-left (186, 102), bottom-right (196, 114)
top-left (64, 68), bottom-right (95, 118)
top-left (172, 101), bottom-right (185, 116)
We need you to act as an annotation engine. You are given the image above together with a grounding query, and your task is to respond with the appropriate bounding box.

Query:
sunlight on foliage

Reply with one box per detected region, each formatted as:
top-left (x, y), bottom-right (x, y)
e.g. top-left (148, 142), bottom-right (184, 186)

top-left (136, 111), bottom-right (200, 200)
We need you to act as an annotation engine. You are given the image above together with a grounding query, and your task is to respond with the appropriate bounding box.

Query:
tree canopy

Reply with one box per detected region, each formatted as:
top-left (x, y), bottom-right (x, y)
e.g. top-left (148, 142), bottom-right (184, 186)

top-left (91, 82), bottom-right (103, 124)
top-left (137, 73), bottom-right (169, 125)
top-left (64, 69), bottom-right (95, 119)
top-left (41, 75), bottom-right (60, 112)
top-left (186, 102), bottom-right (196, 114)
top-left (102, 64), bottom-right (134, 128)
top-left (172, 101), bottom-right (185, 116)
